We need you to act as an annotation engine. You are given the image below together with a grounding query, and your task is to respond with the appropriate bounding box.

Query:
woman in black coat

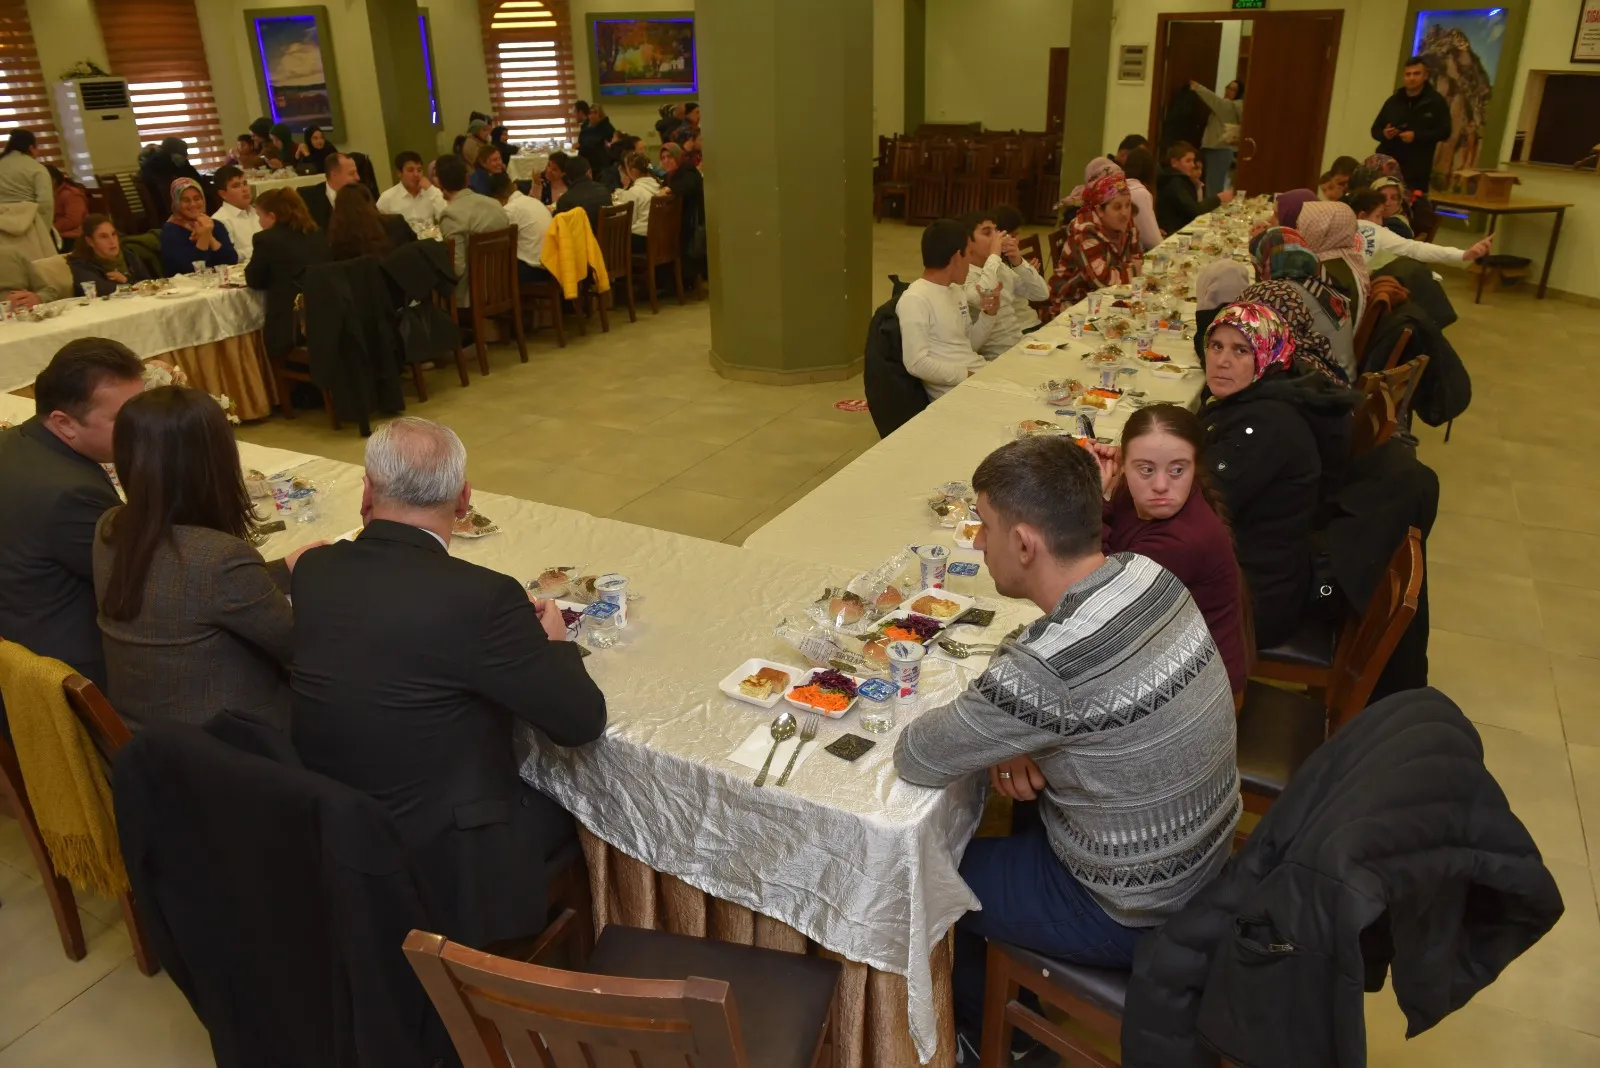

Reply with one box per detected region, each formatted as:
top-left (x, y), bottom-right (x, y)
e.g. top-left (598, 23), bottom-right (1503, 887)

top-left (1197, 301), bottom-right (1356, 648)
top-left (246, 188), bottom-right (331, 358)
top-left (659, 143), bottom-right (705, 281)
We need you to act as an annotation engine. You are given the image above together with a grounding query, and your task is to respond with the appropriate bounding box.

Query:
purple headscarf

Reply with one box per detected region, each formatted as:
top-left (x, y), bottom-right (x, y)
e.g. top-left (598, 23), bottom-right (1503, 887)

top-left (1274, 189), bottom-right (1317, 229)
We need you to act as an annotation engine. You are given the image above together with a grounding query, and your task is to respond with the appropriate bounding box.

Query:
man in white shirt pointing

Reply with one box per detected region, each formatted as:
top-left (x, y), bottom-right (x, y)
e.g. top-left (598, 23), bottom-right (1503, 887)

top-left (897, 219), bottom-right (1002, 401)
top-left (1349, 188), bottom-right (1490, 270)
top-left (377, 150), bottom-right (446, 231)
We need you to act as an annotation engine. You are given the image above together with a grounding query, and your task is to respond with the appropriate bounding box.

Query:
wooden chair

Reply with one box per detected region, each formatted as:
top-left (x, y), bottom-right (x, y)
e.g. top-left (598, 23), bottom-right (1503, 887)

top-left (979, 941), bottom-right (1129, 1068)
top-left (269, 296), bottom-right (342, 429)
top-left (464, 226), bottom-right (529, 373)
top-left (1238, 528), bottom-right (1423, 824)
top-left (595, 202), bottom-right (636, 323)
top-left (1016, 234), bottom-right (1044, 272)
top-left (873, 139), bottom-right (919, 222)
top-left (1349, 385), bottom-right (1396, 458)
top-left (1349, 294), bottom-right (1392, 370)
top-left (1047, 227), bottom-right (1069, 269)
top-left (1362, 353), bottom-right (1429, 430)
top-left (58, 675), bottom-right (161, 976)
top-left (405, 915), bottom-right (843, 1068)
top-left (0, 732), bottom-right (87, 963)
top-left (95, 172), bottom-right (145, 234)
top-left (633, 193), bottom-right (685, 313)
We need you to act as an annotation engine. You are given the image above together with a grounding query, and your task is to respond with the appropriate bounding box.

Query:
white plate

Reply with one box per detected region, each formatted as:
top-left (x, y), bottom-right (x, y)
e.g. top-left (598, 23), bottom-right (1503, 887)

top-left (784, 668), bottom-right (864, 719)
top-left (1020, 340), bottom-right (1057, 356)
top-left (953, 520), bottom-right (982, 550)
top-left (877, 588), bottom-right (977, 633)
top-left (718, 658), bottom-right (801, 710)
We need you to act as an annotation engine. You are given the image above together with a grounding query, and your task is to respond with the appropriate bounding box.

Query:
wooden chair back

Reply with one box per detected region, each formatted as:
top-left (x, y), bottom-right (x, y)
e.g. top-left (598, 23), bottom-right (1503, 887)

top-left (1361, 353), bottom-right (1428, 428)
top-left (888, 139), bottom-right (920, 183)
top-left (62, 675), bottom-right (133, 766)
top-left (922, 142), bottom-right (959, 178)
top-left (1326, 528), bottom-right (1424, 733)
top-left (404, 928), bottom-right (750, 1068)
top-left (1380, 325), bottom-right (1414, 372)
top-left (95, 172), bottom-right (144, 234)
top-left (946, 175), bottom-right (983, 217)
top-left (595, 202), bottom-right (633, 282)
top-left (645, 193), bottom-right (683, 267)
top-left (466, 226), bottom-right (520, 316)
top-left (1017, 234), bottom-right (1043, 272)
top-left (1350, 294), bottom-right (1392, 369)
top-left (1047, 227), bottom-right (1068, 268)
top-left (1349, 385), bottom-right (1396, 458)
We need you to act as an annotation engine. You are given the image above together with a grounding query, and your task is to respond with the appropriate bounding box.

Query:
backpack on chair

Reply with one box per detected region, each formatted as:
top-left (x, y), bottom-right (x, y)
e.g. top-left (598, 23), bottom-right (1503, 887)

top-left (862, 274), bottom-right (928, 439)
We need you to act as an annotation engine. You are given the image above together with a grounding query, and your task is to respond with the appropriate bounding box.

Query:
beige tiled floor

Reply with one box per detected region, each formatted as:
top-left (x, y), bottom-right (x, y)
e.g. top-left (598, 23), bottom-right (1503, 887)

top-left (2, 226), bottom-right (1599, 1064)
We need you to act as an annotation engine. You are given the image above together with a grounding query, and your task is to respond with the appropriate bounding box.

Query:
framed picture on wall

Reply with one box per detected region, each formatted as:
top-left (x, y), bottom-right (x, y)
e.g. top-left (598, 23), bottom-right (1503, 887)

top-left (586, 12), bottom-right (697, 100)
top-left (1576, 0), bottom-right (1600, 63)
top-left (244, 6), bottom-right (345, 139)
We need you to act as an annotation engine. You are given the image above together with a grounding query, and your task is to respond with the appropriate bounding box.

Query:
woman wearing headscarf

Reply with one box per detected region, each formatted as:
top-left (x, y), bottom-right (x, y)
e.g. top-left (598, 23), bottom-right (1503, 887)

top-left (1198, 302), bottom-right (1357, 647)
top-left (301, 127), bottom-right (337, 170)
top-left (158, 177), bottom-right (236, 276)
top-left (1271, 188), bottom-right (1316, 230)
top-left (1063, 156), bottom-right (1158, 250)
top-left (1191, 259), bottom-right (1252, 360)
top-left (1247, 225), bottom-right (1354, 382)
top-left (1296, 200), bottom-right (1370, 327)
top-left (264, 124), bottom-right (298, 169)
top-left (1046, 173), bottom-right (1143, 319)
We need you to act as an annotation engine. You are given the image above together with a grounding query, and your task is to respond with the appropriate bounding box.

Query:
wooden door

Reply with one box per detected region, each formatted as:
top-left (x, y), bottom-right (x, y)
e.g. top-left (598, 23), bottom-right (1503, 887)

top-left (1159, 22), bottom-right (1222, 148)
top-left (1234, 12), bottom-right (1342, 195)
top-left (1045, 47), bottom-right (1070, 135)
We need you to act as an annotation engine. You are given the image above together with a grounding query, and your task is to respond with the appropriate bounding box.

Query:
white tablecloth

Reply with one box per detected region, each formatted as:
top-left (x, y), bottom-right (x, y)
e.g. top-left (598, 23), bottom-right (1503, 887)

top-left (246, 172), bottom-right (326, 197)
top-left (0, 279), bottom-right (266, 394)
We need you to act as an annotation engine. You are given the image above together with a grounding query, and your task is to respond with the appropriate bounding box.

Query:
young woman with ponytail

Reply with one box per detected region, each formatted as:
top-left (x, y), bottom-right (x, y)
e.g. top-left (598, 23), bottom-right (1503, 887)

top-left (1088, 403), bottom-right (1251, 701)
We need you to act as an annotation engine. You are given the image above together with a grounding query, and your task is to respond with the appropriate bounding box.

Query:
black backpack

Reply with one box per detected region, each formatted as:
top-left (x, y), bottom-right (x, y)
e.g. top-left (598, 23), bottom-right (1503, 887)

top-left (862, 275), bottom-right (928, 439)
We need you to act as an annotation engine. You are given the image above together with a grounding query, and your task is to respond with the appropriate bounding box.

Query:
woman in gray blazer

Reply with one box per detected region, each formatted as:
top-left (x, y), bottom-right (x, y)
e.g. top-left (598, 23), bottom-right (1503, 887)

top-left (92, 386), bottom-right (321, 730)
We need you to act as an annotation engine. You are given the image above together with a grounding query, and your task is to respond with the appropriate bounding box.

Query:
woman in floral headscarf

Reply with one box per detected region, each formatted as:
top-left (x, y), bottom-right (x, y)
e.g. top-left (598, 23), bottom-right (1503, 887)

top-left (1198, 301), bottom-right (1359, 647)
top-left (1046, 172), bottom-right (1143, 319)
top-left (158, 177), bottom-right (236, 276)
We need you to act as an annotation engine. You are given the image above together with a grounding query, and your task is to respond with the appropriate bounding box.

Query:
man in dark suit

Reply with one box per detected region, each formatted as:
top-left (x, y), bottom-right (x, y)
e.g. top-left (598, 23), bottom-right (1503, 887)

top-left (289, 416), bottom-right (606, 948)
top-left (304, 151), bottom-right (361, 234)
top-left (554, 154), bottom-right (610, 235)
top-left (0, 339), bottom-right (145, 736)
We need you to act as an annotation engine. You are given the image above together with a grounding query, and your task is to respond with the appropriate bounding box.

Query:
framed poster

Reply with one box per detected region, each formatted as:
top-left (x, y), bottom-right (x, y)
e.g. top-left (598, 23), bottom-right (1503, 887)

top-left (244, 7), bottom-right (345, 138)
top-left (1576, 0), bottom-right (1600, 62)
top-left (586, 12), bottom-right (697, 100)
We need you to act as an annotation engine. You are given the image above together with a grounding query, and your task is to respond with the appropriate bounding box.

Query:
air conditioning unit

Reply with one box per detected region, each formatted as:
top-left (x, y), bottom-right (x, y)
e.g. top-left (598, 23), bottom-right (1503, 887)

top-left (54, 77), bottom-right (143, 178)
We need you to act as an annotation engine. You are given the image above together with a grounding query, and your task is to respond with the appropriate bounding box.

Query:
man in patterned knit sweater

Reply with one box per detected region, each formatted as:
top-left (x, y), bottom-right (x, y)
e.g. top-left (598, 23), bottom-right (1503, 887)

top-left (894, 436), bottom-right (1239, 1058)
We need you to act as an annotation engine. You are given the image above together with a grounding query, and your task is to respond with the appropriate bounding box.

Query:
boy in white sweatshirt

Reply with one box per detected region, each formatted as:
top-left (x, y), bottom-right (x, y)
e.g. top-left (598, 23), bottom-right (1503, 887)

top-left (898, 219), bottom-right (1002, 400)
top-left (1350, 189), bottom-right (1491, 270)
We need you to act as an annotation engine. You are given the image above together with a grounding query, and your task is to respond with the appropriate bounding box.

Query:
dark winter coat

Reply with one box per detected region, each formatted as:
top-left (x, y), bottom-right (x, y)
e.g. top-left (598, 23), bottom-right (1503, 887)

top-left (1370, 82), bottom-right (1453, 194)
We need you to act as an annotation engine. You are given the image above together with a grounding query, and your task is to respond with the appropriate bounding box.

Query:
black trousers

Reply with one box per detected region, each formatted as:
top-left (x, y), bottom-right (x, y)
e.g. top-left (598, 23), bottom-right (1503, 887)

top-left (518, 262), bottom-right (555, 286)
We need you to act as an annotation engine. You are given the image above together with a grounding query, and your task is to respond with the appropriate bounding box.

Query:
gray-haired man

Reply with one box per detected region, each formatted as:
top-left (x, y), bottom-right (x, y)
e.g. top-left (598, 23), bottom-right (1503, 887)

top-left (289, 417), bottom-right (607, 948)
top-left (893, 435), bottom-right (1239, 1058)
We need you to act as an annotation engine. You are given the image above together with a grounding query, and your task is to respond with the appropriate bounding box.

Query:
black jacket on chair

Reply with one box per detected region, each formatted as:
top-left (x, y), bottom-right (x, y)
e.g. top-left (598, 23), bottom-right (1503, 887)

top-left (289, 521), bottom-right (608, 948)
top-left (114, 712), bottom-right (445, 1068)
top-left (301, 255), bottom-right (404, 432)
top-left (1198, 371), bottom-right (1358, 647)
top-left (245, 225), bottom-right (331, 359)
top-left (1362, 293), bottom-right (1470, 428)
top-left (382, 239), bottom-right (461, 370)
top-left (303, 181), bottom-right (334, 232)
top-left (863, 276), bottom-right (927, 438)
top-left (1122, 688), bottom-right (1564, 1068)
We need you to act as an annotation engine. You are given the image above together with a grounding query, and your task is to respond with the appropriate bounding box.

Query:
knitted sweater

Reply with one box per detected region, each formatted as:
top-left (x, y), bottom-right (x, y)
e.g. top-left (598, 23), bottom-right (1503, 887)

top-left (895, 553), bottom-right (1240, 926)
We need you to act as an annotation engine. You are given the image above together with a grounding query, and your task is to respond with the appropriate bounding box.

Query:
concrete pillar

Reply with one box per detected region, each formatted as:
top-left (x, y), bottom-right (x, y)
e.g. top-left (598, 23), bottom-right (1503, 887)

top-left (1063, 0), bottom-right (1113, 193)
top-left (698, 0), bottom-right (873, 383)
top-left (363, 0), bottom-right (436, 175)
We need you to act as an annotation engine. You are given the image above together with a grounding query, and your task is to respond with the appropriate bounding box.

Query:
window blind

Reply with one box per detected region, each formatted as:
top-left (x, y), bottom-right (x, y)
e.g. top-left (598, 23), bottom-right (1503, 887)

top-left (480, 0), bottom-right (580, 146)
top-left (0, 1), bottom-right (60, 163)
top-left (95, 0), bottom-right (226, 168)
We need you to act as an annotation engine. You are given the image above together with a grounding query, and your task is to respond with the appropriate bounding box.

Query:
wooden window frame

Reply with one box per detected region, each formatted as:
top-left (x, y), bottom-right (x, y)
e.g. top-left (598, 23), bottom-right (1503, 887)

top-left (0, 1), bottom-right (61, 163)
top-left (480, 0), bottom-right (580, 147)
top-left (96, 0), bottom-right (227, 168)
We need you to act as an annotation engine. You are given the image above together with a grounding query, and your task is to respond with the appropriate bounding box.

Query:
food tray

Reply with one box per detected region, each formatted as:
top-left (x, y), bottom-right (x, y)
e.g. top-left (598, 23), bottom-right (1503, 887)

top-left (718, 658), bottom-right (799, 710)
top-left (784, 668), bottom-right (864, 719)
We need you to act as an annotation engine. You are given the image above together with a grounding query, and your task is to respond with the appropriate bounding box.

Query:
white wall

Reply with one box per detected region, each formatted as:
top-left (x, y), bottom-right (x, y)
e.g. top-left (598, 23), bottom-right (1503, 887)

top-left (873, 0), bottom-right (904, 141)
top-left (922, 0), bottom-right (1069, 130)
top-left (1215, 19), bottom-right (1242, 93)
top-left (426, 0), bottom-right (492, 156)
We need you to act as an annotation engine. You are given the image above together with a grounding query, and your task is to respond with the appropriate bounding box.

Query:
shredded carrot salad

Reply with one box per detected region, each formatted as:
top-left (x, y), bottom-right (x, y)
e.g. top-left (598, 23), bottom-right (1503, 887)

top-left (789, 685), bottom-right (850, 712)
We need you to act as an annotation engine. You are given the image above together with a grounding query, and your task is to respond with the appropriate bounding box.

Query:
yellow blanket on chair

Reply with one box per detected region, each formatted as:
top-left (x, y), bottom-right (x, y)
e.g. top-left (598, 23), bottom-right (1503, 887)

top-left (0, 642), bottom-right (129, 899)
top-left (540, 207), bottom-right (612, 299)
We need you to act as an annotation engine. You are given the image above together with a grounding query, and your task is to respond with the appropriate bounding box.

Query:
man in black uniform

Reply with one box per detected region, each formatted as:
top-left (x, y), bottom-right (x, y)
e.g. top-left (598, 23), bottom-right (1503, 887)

top-left (1370, 56), bottom-right (1453, 196)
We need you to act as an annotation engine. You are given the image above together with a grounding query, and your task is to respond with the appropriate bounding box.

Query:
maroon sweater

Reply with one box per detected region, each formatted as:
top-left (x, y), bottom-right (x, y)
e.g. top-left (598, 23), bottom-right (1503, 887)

top-left (1103, 489), bottom-right (1248, 693)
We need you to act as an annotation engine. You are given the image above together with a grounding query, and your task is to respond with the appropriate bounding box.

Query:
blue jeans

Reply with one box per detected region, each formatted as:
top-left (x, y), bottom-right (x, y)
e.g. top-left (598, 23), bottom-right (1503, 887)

top-left (1201, 147), bottom-right (1235, 199)
top-left (952, 825), bottom-right (1144, 1037)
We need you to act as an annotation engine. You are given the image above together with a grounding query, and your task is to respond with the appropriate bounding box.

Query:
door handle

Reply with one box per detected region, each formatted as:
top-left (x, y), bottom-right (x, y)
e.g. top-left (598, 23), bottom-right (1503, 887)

top-left (1239, 137), bottom-right (1257, 161)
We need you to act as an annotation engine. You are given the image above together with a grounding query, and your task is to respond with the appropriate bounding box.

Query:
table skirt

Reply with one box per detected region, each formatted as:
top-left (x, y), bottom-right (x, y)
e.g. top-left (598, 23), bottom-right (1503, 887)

top-left (165, 330), bottom-right (273, 422)
top-left (579, 826), bottom-right (958, 1068)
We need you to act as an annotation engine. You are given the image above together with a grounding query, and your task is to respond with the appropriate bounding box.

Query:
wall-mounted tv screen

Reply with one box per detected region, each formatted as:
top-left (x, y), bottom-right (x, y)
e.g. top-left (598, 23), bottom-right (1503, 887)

top-left (588, 14), bottom-right (697, 99)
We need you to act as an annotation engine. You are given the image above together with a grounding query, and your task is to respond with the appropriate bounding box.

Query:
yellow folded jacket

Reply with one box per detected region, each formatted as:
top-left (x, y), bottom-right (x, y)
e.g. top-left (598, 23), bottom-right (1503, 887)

top-left (0, 641), bottom-right (129, 899)
top-left (540, 207), bottom-right (611, 299)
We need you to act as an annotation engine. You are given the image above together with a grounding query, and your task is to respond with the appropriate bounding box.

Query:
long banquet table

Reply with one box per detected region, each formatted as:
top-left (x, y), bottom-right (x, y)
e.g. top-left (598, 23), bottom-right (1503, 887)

top-left (0, 276), bottom-right (271, 419)
top-left (0, 208), bottom-right (1259, 1066)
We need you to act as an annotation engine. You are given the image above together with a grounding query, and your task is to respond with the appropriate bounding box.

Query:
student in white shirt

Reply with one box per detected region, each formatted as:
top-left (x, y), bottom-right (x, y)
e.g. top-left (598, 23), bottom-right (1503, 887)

top-left (959, 206), bottom-right (1049, 358)
top-left (377, 150), bottom-right (446, 231)
top-left (1348, 188), bottom-right (1490, 270)
top-left (210, 166), bottom-right (260, 262)
top-left (489, 171), bottom-right (555, 285)
top-left (609, 151), bottom-right (661, 251)
top-left (897, 219), bottom-right (1002, 401)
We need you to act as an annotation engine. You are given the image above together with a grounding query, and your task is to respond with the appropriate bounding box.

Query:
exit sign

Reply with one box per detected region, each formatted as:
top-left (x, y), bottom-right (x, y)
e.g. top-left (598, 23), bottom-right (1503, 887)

top-left (1233, 0), bottom-right (1266, 9)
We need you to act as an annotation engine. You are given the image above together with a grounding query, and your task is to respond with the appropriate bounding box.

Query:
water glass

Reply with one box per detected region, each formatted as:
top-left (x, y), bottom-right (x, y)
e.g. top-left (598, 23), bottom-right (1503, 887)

top-left (0, 300), bottom-right (12, 321)
top-left (857, 678), bottom-right (897, 734)
top-left (191, 260), bottom-right (206, 277)
top-left (79, 281), bottom-right (95, 306)
top-left (582, 602), bottom-right (622, 648)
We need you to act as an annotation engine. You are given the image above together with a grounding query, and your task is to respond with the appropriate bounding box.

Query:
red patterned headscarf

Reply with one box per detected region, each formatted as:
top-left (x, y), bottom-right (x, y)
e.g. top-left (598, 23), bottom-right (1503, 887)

top-left (1206, 301), bottom-right (1297, 381)
top-left (1083, 174), bottom-right (1130, 210)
